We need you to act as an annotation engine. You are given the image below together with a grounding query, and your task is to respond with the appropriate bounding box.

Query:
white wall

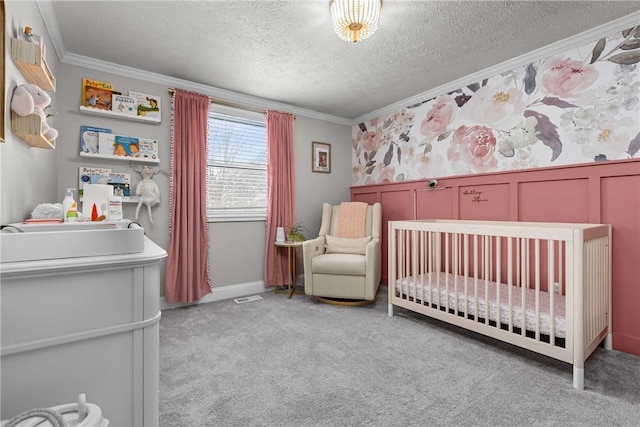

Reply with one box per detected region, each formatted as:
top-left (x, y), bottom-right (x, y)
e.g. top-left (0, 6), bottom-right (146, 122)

top-left (2, 1), bottom-right (58, 223)
top-left (2, 0), bottom-right (352, 299)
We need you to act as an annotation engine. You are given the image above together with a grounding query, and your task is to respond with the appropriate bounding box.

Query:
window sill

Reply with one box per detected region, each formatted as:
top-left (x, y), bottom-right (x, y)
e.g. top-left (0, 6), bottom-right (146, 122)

top-left (207, 216), bottom-right (266, 223)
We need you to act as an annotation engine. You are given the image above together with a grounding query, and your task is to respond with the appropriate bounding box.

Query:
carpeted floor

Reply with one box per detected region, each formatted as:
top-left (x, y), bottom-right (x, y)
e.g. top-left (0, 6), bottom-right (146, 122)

top-left (159, 286), bottom-right (640, 426)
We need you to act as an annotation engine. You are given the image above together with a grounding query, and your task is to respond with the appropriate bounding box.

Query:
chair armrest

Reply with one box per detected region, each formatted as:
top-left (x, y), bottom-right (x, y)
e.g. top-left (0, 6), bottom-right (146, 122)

top-left (364, 237), bottom-right (381, 299)
top-left (303, 236), bottom-right (326, 294)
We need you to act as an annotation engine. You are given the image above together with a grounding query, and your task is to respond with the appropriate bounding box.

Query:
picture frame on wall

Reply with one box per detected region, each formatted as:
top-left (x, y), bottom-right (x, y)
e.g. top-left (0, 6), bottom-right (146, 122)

top-left (312, 141), bottom-right (331, 173)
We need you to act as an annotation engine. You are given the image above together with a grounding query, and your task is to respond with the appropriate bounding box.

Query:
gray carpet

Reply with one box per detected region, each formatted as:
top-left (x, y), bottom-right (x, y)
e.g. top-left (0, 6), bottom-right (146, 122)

top-left (159, 287), bottom-right (640, 426)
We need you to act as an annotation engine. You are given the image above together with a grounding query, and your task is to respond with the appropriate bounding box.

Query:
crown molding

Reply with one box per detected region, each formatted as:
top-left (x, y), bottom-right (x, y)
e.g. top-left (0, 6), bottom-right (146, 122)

top-left (36, 0), bottom-right (67, 61)
top-left (35, 0), bottom-right (351, 126)
top-left (352, 12), bottom-right (640, 125)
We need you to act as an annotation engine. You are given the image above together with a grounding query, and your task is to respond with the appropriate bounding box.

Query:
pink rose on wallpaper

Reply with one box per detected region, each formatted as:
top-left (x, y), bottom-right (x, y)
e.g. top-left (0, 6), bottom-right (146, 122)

top-left (538, 57), bottom-right (598, 98)
top-left (420, 95), bottom-right (456, 140)
top-left (415, 153), bottom-right (445, 178)
top-left (461, 85), bottom-right (526, 130)
top-left (370, 163), bottom-right (396, 184)
top-left (447, 125), bottom-right (498, 174)
top-left (352, 165), bottom-right (365, 185)
top-left (362, 130), bottom-right (382, 152)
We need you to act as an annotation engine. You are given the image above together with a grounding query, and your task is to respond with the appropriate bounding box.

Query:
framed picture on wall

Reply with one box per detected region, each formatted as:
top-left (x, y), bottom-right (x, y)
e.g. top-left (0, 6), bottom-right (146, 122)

top-left (312, 141), bottom-right (331, 173)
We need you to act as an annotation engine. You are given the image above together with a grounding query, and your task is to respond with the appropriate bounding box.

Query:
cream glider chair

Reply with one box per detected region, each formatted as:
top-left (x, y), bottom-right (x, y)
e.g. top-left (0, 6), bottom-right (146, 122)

top-left (302, 202), bottom-right (381, 305)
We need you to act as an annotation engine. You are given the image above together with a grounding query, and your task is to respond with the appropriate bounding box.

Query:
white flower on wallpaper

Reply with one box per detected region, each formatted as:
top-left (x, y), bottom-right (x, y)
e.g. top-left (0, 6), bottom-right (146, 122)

top-left (352, 25), bottom-right (640, 186)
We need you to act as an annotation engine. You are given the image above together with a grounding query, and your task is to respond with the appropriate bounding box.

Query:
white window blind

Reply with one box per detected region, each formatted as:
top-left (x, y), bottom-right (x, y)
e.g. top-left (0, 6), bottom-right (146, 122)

top-left (206, 105), bottom-right (267, 221)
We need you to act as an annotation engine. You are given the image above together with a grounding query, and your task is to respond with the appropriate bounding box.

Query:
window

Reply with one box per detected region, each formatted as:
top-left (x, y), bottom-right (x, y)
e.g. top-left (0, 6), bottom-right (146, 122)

top-left (206, 104), bottom-right (267, 221)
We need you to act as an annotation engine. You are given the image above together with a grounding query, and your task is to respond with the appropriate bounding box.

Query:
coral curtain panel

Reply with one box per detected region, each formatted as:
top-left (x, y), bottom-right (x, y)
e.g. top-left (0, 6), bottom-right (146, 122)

top-left (165, 89), bottom-right (212, 303)
top-left (264, 110), bottom-right (295, 286)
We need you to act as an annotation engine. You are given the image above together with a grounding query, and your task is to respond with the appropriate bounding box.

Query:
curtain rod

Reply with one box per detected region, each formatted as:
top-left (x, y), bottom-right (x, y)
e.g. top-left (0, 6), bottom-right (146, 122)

top-left (168, 88), bottom-right (295, 119)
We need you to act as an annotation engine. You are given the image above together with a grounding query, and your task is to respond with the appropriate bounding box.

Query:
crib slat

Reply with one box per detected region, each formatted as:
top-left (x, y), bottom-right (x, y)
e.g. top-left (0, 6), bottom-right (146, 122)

top-left (549, 240), bottom-right (555, 342)
top-left (445, 232), bottom-right (450, 313)
top-left (496, 237), bottom-right (502, 331)
top-left (484, 235), bottom-right (490, 326)
top-left (521, 238), bottom-right (527, 337)
top-left (534, 239), bottom-right (541, 341)
top-left (464, 233), bottom-right (469, 318)
top-left (473, 234), bottom-right (479, 323)
top-left (508, 237), bottom-right (513, 333)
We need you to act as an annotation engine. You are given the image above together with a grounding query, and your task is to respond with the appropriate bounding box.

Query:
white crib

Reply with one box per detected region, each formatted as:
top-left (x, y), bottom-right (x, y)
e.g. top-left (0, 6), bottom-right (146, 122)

top-left (388, 219), bottom-right (612, 390)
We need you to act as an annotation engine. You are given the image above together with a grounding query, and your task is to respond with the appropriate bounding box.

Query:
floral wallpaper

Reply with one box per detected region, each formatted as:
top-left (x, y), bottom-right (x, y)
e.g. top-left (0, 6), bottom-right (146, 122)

top-left (352, 25), bottom-right (640, 185)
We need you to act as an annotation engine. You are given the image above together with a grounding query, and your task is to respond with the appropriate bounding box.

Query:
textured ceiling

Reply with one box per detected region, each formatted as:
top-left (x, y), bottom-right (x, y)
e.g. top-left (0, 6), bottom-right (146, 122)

top-left (48, 1), bottom-right (640, 120)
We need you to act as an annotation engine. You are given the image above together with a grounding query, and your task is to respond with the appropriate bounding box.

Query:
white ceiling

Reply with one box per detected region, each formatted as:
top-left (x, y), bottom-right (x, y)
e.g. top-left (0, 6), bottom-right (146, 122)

top-left (45, 1), bottom-right (640, 121)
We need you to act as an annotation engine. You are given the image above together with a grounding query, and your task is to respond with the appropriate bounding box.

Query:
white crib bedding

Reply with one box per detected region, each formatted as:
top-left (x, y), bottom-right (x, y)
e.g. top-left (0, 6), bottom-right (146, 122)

top-left (395, 272), bottom-right (567, 338)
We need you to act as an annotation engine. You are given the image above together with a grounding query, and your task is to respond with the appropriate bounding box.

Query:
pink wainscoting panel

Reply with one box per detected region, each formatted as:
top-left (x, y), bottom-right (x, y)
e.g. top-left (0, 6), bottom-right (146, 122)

top-left (518, 179), bottom-right (590, 223)
top-left (601, 174), bottom-right (640, 355)
top-left (379, 188), bottom-right (414, 284)
top-left (458, 184), bottom-right (510, 221)
top-left (352, 191), bottom-right (379, 206)
top-left (415, 188), bottom-right (454, 219)
top-left (351, 159), bottom-right (640, 356)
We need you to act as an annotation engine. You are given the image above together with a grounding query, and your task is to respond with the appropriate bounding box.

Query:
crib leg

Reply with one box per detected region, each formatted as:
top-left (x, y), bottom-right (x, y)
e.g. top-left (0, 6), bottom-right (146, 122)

top-left (573, 366), bottom-right (584, 390)
top-left (604, 334), bottom-right (613, 350)
top-left (388, 303), bottom-right (393, 317)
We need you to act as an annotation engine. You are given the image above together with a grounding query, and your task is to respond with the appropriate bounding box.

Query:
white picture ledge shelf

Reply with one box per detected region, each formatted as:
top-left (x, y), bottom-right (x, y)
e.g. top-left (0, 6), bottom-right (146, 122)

top-left (80, 152), bottom-right (160, 164)
top-left (79, 106), bottom-right (161, 124)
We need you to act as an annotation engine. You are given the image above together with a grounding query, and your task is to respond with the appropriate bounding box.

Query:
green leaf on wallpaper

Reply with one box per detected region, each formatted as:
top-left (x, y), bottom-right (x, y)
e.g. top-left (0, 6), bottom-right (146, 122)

top-left (364, 151), bottom-right (369, 161)
top-left (622, 26), bottom-right (637, 38)
top-left (589, 38), bottom-right (606, 64)
top-left (541, 97), bottom-right (577, 109)
top-left (437, 130), bottom-right (452, 141)
top-left (423, 143), bottom-right (432, 154)
top-left (627, 131), bottom-right (640, 157)
top-left (396, 174), bottom-right (405, 181)
top-left (523, 63), bottom-right (537, 94)
top-left (383, 144), bottom-right (394, 166)
top-left (365, 160), bottom-right (376, 168)
top-left (365, 165), bottom-right (375, 175)
top-left (608, 51), bottom-right (640, 65)
top-left (523, 110), bottom-right (562, 162)
top-left (620, 40), bottom-right (640, 50)
top-left (397, 146), bottom-right (401, 165)
top-left (369, 149), bottom-right (377, 159)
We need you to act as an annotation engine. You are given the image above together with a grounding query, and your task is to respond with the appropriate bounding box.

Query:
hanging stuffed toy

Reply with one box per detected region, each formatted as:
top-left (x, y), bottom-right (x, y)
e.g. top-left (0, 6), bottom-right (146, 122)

top-left (131, 164), bottom-right (167, 224)
top-left (11, 83), bottom-right (58, 142)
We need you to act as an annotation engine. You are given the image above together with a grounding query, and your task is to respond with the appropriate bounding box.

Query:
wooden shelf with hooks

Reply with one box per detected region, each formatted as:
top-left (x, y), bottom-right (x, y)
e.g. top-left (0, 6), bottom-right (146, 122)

top-left (11, 38), bottom-right (56, 92)
top-left (11, 112), bottom-right (55, 149)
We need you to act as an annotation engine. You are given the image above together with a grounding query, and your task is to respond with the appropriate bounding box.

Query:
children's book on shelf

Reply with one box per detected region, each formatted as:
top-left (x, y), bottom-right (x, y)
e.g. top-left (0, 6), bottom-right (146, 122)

top-left (82, 78), bottom-right (114, 111)
top-left (98, 132), bottom-right (159, 160)
top-left (78, 167), bottom-right (131, 200)
top-left (98, 132), bottom-right (116, 156)
top-left (114, 135), bottom-right (140, 157)
top-left (128, 91), bottom-right (161, 119)
top-left (79, 125), bottom-right (111, 153)
top-left (112, 94), bottom-right (137, 116)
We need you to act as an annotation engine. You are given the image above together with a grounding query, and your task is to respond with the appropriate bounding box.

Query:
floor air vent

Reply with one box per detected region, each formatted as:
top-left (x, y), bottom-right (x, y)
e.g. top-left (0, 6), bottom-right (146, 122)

top-left (234, 295), bottom-right (263, 304)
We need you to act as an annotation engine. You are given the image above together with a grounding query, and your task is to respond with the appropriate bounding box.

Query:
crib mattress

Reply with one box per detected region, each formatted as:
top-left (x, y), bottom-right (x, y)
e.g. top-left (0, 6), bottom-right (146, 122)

top-left (395, 272), bottom-right (567, 338)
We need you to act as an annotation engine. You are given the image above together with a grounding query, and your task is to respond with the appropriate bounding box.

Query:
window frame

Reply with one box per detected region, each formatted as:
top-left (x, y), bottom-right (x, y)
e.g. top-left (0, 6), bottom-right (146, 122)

top-left (206, 104), bottom-right (267, 223)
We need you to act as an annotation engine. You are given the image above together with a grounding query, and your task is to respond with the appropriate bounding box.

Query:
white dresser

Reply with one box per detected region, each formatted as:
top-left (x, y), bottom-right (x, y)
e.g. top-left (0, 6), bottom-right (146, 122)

top-left (1, 223), bottom-right (166, 427)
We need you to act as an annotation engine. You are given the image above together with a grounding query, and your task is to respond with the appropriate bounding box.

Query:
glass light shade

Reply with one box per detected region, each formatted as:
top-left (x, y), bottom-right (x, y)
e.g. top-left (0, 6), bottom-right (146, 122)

top-left (330, 0), bottom-right (381, 43)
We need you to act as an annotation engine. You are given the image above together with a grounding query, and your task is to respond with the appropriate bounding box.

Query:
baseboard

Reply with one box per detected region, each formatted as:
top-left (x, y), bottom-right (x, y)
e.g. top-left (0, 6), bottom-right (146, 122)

top-left (160, 281), bottom-right (268, 311)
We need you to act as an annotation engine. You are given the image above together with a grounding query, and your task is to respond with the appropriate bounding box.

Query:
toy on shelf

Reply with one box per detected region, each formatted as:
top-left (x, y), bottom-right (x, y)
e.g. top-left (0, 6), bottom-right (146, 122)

top-left (11, 83), bottom-right (58, 141)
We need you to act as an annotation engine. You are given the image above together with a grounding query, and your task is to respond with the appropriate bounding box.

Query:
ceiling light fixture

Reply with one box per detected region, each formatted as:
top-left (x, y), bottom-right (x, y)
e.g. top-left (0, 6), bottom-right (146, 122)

top-left (330, 0), bottom-right (381, 43)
